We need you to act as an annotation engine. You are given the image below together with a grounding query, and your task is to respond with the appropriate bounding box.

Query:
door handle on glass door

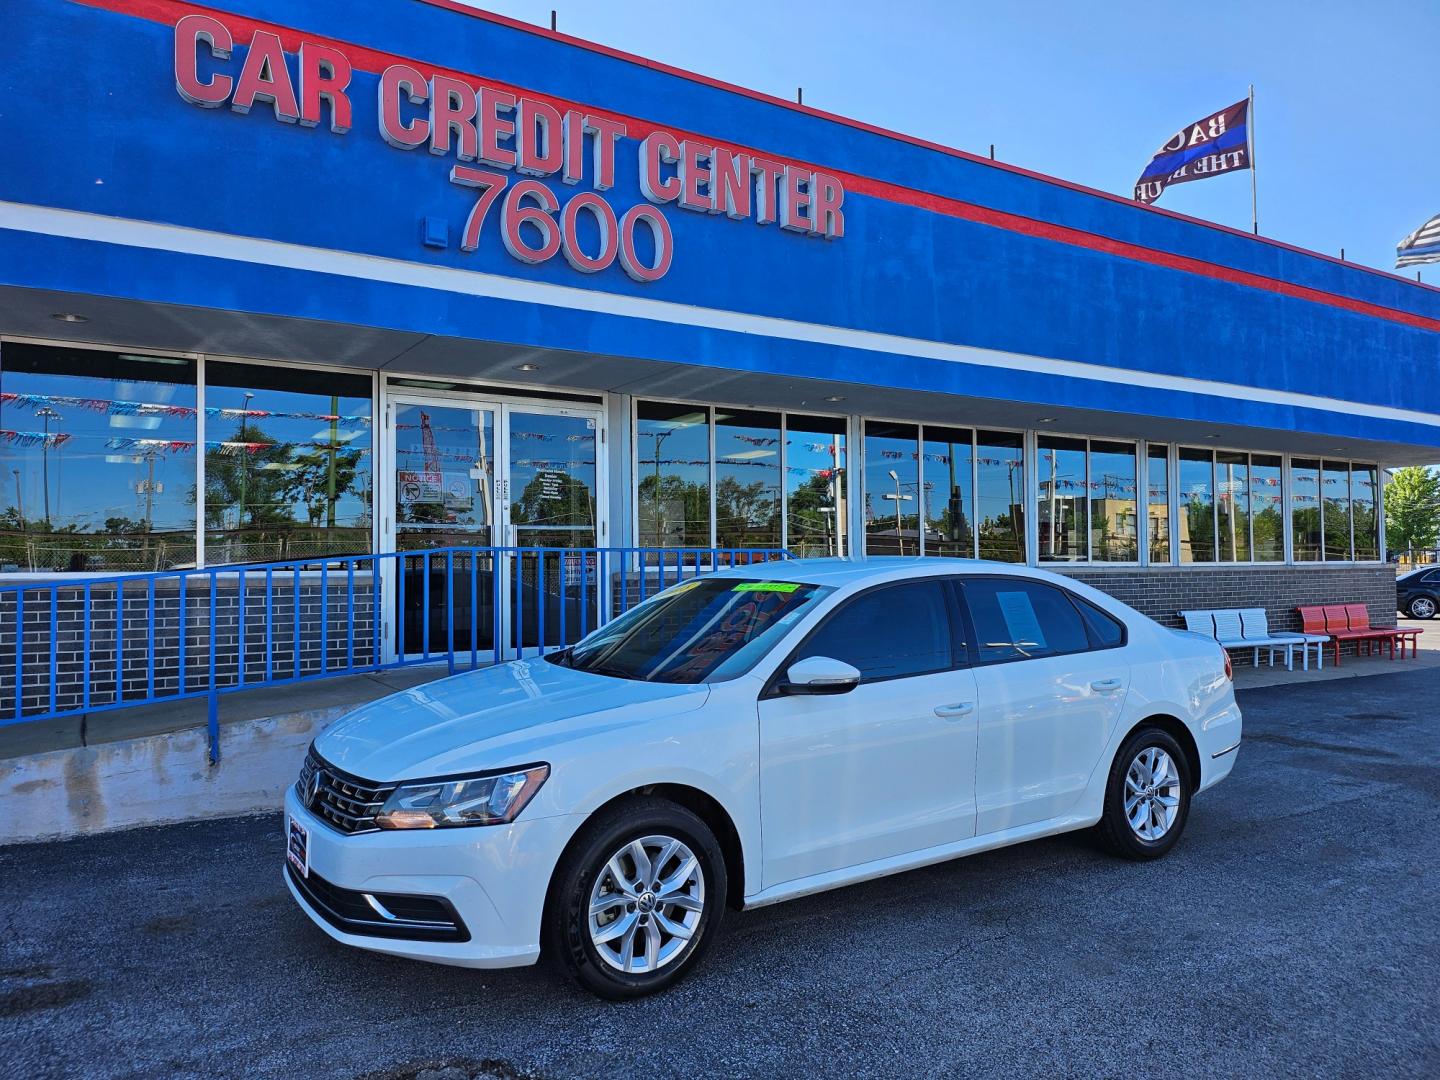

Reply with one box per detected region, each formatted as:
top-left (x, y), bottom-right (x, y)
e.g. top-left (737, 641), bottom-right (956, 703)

top-left (1090, 678), bottom-right (1123, 692)
top-left (934, 702), bottom-right (975, 719)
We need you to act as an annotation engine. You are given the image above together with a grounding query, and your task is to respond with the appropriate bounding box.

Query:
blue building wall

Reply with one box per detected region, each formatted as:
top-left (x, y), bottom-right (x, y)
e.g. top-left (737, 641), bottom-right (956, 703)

top-left (1, 0), bottom-right (1437, 451)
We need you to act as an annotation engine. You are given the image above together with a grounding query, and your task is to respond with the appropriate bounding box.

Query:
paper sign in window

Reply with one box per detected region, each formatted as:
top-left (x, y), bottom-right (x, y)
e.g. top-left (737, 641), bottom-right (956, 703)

top-left (995, 590), bottom-right (1047, 650)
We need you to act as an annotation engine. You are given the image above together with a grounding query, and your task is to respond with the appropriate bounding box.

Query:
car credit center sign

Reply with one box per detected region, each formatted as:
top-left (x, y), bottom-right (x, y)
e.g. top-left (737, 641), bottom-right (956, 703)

top-left (172, 13), bottom-right (846, 282)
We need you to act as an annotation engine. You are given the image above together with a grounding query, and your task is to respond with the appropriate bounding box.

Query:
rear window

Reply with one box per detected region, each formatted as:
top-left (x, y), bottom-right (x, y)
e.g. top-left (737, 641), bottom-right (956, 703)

top-left (554, 578), bottom-right (830, 684)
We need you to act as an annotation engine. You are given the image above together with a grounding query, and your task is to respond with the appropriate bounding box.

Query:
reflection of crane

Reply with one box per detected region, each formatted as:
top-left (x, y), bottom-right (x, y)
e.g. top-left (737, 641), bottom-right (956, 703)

top-left (420, 411), bottom-right (441, 474)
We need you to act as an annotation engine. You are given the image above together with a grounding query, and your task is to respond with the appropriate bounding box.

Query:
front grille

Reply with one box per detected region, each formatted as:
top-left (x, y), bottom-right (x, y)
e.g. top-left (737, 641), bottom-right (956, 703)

top-left (287, 863), bottom-right (470, 943)
top-left (296, 749), bottom-right (397, 835)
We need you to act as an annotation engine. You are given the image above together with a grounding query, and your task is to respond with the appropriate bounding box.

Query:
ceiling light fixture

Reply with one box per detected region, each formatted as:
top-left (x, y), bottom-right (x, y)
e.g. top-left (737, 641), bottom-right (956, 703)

top-left (51, 312), bottom-right (88, 323)
top-left (1036, 417), bottom-right (1058, 423)
top-left (824, 395), bottom-right (845, 403)
top-left (516, 363), bottom-right (540, 372)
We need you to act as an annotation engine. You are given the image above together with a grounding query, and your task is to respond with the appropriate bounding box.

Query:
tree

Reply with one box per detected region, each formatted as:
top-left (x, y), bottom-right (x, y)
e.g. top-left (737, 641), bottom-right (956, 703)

top-left (1386, 466), bottom-right (1440, 553)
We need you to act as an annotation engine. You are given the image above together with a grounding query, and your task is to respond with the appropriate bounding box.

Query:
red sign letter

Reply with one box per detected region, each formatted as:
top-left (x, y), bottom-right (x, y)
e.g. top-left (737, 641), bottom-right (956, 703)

top-left (174, 14), bottom-right (234, 108)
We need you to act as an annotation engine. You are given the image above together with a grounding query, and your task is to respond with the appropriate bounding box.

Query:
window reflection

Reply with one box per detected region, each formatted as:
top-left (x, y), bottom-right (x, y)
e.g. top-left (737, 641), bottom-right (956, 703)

top-left (1250, 455), bottom-right (1283, 561)
top-left (976, 431), bottom-right (1025, 562)
top-left (864, 421), bottom-right (919, 555)
top-left (1216, 450), bottom-right (1250, 562)
top-left (1291, 458), bottom-right (1322, 562)
top-left (1178, 448), bottom-right (1216, 563)
top-left (923, 426), bottom-right (974, 558)
top-left (785, 415), bottom-right (847, 557)
top-left (0, 344), bottom-right (197, 572)
top-left (1322, 460), bottom-right (1352, 560)
top-left (1090, 441), bottom-right (1137, 562)
top-left (205, 362), bottom-right (372, 563)
top-left (715, 408), bottom-right (781, 549)
top-left (1352, 465), bottom-right (1378, 561)
top-left (637, 402), bottom-right (710, 547)
top-left (1147, 445), bottom-right (1171, 564)
top-left (1037, 436), bottom-right (1087, 561)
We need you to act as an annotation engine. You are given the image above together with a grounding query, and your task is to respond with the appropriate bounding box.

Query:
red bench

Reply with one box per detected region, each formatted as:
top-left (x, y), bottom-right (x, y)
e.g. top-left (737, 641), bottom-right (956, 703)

top-left (1297, 604), bottom-right (1422, 666)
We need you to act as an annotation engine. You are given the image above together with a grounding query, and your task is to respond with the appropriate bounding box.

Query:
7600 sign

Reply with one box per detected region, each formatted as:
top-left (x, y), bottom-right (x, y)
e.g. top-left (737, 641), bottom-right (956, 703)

top-left (450, 165), bottom-right (672, 282)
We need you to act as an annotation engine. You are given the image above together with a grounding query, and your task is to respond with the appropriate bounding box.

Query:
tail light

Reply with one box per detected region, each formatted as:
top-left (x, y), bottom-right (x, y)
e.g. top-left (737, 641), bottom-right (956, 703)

top-left (1223, 650), bottom-right (1233, 681)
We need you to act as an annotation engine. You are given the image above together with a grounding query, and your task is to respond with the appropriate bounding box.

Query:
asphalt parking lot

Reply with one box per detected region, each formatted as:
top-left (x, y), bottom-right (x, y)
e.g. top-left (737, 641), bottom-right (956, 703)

top-left (3, 670), bottom-right (1438, 1080)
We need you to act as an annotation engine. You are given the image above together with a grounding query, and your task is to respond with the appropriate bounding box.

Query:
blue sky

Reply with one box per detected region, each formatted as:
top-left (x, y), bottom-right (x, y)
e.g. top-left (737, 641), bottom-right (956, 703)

top-left (455, 0), bottom-right (1438, 280)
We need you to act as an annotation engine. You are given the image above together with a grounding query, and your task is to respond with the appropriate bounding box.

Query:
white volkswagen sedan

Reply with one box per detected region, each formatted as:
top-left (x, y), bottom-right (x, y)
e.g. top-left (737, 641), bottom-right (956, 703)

top-left (284, 558), bottom-right (1241, 998)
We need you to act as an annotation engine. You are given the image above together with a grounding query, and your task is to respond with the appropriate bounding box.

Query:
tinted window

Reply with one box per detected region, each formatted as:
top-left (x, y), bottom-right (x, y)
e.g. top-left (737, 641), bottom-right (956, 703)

top-left (793, 580), bottom-right (955, 681)
top-left (1075, 597), bottom-right (1126, 649)
top-left (962, 578), bottom-right (1091, 662)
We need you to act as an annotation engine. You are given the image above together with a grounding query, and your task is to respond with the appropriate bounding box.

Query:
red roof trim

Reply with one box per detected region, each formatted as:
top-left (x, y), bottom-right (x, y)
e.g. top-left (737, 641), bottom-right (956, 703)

top-left (417, 0), bottom-right (1438, 298)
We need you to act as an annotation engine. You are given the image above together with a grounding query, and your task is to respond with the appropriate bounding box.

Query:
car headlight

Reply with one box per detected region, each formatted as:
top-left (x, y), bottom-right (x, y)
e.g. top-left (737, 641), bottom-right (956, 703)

top-left (375, 763), bottom-right (550, 830)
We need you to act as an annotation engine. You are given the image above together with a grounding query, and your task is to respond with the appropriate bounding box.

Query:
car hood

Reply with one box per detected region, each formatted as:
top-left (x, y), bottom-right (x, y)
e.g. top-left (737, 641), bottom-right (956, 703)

top-left (315, 658), bottom-right (708, 782)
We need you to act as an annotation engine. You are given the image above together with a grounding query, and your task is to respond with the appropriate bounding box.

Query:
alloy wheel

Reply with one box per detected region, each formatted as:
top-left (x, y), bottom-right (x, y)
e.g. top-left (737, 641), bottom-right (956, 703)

top-left (588, 834), bottom-right (705, 974)
top-left (1124, 747), bottom-right (1182, 842)
top-left (1411, 596), bottom-right (1436, 620)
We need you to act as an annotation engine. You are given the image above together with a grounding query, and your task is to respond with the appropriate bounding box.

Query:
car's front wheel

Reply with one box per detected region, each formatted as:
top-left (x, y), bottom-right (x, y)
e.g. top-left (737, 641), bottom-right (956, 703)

top-left (544, 796), bottom-right (727, 999)
top-left (1407, 594), bottom-right (1437, 620)
top-left (1096, 726), bottom-right (1193, 859)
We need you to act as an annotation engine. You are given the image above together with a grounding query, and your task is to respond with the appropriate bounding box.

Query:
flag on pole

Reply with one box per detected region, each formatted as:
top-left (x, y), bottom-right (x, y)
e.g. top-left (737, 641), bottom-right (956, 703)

top-left (1396, 212), bottom-right (1440, 268)
top-left (1134, 99), bottom-right (1251, 205)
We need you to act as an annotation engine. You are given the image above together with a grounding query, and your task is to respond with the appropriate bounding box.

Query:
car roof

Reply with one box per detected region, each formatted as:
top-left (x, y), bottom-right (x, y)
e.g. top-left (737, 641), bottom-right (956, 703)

top-left (711, 556), bottom-right (1030, 586)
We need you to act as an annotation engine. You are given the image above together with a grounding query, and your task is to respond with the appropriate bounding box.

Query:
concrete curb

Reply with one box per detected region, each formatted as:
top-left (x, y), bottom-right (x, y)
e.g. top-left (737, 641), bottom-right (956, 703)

top-left (0, 702), bottom-right (348, 845)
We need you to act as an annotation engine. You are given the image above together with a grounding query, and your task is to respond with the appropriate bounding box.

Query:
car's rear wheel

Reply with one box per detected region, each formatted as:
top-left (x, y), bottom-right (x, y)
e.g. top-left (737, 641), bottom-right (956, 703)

top-left (1096, 726), bottom-right (1193, 860)
top-left (1407, 594), bottom-right (1437, 620)
top-left (544, 796), bottom-right (726, 999)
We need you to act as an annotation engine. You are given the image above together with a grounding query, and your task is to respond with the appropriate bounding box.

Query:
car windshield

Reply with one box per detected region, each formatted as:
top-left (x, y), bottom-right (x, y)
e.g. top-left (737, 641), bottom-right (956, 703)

top-left (552, 578), bottom-right (831, 684)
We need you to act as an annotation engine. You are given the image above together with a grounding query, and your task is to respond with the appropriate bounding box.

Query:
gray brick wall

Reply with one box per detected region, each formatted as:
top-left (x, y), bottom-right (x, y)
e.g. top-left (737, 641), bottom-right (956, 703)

top-left (1056, 564), bottom-right (1399, 660)
top-left (0, 576), bottom-right (378, 718)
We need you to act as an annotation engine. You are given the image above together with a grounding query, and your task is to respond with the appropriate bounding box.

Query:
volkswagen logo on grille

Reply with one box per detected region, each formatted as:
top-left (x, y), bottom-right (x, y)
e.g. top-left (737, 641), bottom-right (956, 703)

top-left (303, 769), bottom-right (324, 810)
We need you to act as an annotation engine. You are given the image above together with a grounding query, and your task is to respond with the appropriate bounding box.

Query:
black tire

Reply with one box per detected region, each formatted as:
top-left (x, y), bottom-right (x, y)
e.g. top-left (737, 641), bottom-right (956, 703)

top-left (1095, 726), bottom-right (1193, 860)
top-left (543, 796), bottom-right (727, 1000)
top-left (1406, 594), bottom-right (1437, 620)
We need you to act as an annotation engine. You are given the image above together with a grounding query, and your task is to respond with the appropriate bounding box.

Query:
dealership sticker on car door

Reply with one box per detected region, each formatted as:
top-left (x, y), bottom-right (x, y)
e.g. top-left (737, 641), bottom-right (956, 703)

top-left (287, 816), bottom-right (310, 878)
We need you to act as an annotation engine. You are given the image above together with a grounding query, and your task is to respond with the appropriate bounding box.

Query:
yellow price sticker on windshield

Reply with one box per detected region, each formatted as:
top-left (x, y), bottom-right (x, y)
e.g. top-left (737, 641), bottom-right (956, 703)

top-left (732, 582), bottom-right (800, 593)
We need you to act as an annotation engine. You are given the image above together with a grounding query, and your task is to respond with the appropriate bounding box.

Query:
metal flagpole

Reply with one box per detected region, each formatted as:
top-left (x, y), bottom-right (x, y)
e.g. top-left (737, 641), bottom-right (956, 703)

top-left (1248, 84), bottom-right (1258, 235)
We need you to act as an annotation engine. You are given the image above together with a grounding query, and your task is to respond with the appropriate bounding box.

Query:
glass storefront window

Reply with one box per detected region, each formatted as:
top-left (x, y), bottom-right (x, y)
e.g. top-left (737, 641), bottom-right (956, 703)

top-left (714, 408), bottom-right (781, 549)
top-left (785, 415), bottom-right (847, 557)
top-left (1352, 464), bottom-right (1379, 561)
top-left (976, 431), bottom-right (1025, 563)
top-left (1146, 444), bottom-right (1171, 564)
top-left (0, 343), bottom-right (197, 572)
top-left (637, 402), bottom-right (710, 548)
top-left (1290, 457), bottom-right (1322, 562)
top-left (1178, 448), bottom-right (1216, 563)
top-left (1215, 450), bottom-right (1250, 563)
top-left (923, 426), bottom-right (974, 558)
top-left (864, 421), bottom-right (919, 555)
top-left (1037, 436), bottom-right (1087, 562)
top-left (205, 362), bottom-right (372, 564)
top-left (1250, 454), bottom-right (1283, 561)
top-left (1322, 459), bottom-right (1352, 560)
top-left (1090, 440), bottom-right (1138, 562)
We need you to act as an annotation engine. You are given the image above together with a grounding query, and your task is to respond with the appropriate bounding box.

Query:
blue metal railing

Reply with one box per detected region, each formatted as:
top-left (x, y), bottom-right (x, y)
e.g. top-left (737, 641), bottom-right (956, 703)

top-left (0, 545), bottom-right (789, 762)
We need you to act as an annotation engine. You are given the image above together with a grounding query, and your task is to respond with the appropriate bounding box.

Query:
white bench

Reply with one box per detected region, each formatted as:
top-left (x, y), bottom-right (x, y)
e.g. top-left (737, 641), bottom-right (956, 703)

top-left (1179, 608), bottom-right (1325, 671)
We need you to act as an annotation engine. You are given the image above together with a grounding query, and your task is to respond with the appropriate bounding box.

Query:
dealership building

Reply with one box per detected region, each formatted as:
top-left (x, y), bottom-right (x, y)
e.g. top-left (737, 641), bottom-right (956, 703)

top-left (2, 0), bottom-right (1438, 635)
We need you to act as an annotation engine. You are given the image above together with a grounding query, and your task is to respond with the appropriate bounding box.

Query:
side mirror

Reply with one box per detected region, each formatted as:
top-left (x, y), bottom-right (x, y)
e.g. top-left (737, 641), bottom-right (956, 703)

top-left (780, 656), bottom-right (862, 695)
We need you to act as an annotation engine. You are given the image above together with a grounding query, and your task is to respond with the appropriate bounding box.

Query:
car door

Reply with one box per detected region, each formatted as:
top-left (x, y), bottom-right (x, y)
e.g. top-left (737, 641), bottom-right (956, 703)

top-left (757, 578), bottom-right (978, 889)
top-left (959, 577), bottom-right (1130, 836)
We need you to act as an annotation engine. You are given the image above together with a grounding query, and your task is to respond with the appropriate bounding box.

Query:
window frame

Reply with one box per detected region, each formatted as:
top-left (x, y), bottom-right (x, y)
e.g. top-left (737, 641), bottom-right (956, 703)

top-left (761, 576), bottom-right (970, 696)
top-left (632, 396), bottom-right (852, 556)
top-left (953, 574), bottom-right (1128, 668)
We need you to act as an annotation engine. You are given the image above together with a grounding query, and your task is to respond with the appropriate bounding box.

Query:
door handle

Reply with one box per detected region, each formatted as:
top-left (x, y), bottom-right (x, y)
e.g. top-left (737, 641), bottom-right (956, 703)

top-left (1090, 678), bottom-right (1124, 693)
top-left (934, 702), bottom-right (975, 719)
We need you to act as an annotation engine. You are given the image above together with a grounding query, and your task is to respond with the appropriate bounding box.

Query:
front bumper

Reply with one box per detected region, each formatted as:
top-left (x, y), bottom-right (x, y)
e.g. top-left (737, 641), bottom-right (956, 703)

top-left (282, 785), bottom-right (583, 969)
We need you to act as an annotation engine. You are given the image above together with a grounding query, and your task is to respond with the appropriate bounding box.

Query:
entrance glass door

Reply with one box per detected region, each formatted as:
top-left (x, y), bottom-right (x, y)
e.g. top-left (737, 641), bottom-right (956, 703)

top-left (385, 394), bottom-right (606, 661)
top-left (391, 398), bottom-right (499, 658)
top-left (505, 407), bottom-right (602, 650)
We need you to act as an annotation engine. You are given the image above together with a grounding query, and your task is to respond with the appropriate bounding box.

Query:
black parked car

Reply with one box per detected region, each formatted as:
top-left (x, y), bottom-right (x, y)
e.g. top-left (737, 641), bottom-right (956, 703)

top-left (1398, 566), bottom-right (1440, 620)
